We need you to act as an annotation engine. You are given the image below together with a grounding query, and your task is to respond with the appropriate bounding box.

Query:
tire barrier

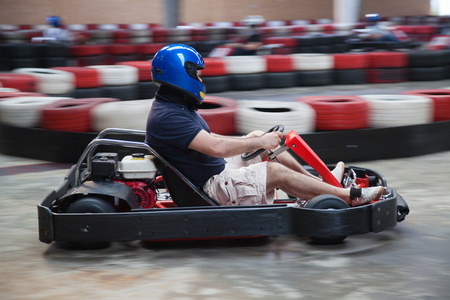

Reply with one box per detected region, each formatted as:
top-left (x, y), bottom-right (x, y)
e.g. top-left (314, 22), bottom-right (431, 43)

top-left (52, 66), bottom-right (101, 89)
top-left (223, 56), bottom-right (266, 74)
top-left (366, 52), bottom-right (409, 84)
top-left (291, 53), bottom-right (334, 71)
top-left (402, 89), bottom-right (450, 121)
top-left (12, 68), bottom-right (75, 95)
top-left (291, 54), bottom-right (334, 86)
top-left (333, 53), bottom-right (368, 85)
top-left (296, 96), bottom-right (369, 131)
top-left (0, 91), bottom-right (44, 99)
top-left (87, 65), bottom-right (138, 86)
top-left (236, 100), bottom-right (315, 135)
top-left (116, 61), bottom-right (152, 81)
top-left (0, 73), bottom-right (37, 92)
top-left (69, 45), bottom-right (107, 67)
top-left (0, 96), bottom-right (69, 128)
top-left (198, 96), bottom-right (237, 135)
top-left (91, 99), bottom-right (153, 132)
top-left (359, 94), bottom-right (433, 128)
top-left (3, 119), bottom-right (449, 164)
top-left (41, 98), bottom-right (119, 132)
top-left (264, 55), bottom-right (296, 88)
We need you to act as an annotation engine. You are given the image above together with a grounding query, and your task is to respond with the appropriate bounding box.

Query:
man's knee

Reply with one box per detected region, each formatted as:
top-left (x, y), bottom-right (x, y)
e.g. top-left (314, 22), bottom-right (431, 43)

top-left (266, 162), bottom-right (289, 185)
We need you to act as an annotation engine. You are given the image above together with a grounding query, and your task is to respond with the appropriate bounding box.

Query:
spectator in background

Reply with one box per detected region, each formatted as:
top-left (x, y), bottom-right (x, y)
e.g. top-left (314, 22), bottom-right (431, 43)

top-left (226, 23), bottom-right (263, 55)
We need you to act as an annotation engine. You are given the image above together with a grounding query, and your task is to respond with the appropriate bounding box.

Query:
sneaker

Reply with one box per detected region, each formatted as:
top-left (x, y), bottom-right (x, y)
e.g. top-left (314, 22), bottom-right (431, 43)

top-left (351, 186), bottom-right (385, 206)
top-left (331, 161), bottom-right (345, 183)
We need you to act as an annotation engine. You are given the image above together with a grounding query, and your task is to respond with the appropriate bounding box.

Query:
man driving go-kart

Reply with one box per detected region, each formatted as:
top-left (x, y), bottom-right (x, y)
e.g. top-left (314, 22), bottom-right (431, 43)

top-left (145, 44), bottom-right (385, 207)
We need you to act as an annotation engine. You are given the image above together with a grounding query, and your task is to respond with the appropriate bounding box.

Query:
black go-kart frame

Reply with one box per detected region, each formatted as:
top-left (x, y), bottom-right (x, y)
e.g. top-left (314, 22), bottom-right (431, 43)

top-left (38, 127), bottom-right (409, 247)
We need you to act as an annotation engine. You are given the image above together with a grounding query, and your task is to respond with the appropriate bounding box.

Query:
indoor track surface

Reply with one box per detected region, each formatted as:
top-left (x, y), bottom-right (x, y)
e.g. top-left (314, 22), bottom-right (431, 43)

top-left (1, 81), bottom-right (450, 299)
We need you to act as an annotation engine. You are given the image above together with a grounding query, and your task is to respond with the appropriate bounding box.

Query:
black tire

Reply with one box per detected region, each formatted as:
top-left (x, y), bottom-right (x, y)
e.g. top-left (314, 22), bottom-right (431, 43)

top-left (305, 194), bottom-right (349, 245)
top-left (40, 57), bottom-right (68, 68)
top-left (202, 75), bottom-right (231, 93)
top-left (103, 84), bottom-right (139, 101)
top-left (62, 196), bottom-right (116, 250)
top-left (334, 69), bottom-right (367, 85)
top-left (7, 58), bottom-right (40, 69)
top-left (408, 66), bottom-right (446, 81)
top-left (296, 70), bottom-right (333, 86)
top-left (230, 73), bottom-right (266, 91)
top-left (137, 81), bottom-right (158, 99)
top-left (74, 87), bottom-right (105, 98)
top-left (408, 50), bottom-right (445, 68)
top-left (266, 72), bottom-right (296, 88)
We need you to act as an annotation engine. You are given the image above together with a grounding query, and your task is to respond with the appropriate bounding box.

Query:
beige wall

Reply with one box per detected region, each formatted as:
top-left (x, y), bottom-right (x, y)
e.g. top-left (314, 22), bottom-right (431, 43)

top-left (0, 0), bottom-right (430, 25)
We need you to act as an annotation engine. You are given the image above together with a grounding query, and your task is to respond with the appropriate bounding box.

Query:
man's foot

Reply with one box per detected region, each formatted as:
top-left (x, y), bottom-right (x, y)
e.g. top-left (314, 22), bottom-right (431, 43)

top-left (351, 186), bottom-right (385, 206)
top-left (331, 161), bottom-right (345, 183)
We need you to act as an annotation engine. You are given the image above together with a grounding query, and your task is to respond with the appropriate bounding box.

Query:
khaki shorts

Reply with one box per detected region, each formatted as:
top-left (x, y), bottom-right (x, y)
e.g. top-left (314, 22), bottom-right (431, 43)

top-left (203, 155), bottom-right (274, 206)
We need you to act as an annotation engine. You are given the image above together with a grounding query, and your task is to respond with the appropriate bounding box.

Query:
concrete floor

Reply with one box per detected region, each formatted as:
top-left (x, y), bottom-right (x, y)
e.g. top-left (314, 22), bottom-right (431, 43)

top-left (1, 80), bottom-right (450, 299)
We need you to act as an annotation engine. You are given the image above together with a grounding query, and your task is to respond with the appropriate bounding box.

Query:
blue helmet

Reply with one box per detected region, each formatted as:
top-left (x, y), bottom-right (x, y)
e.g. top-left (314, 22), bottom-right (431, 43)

top-left (46, 16), bottom-right (61, 27)
top-left (151, 44), bottom-right (206, 105)
top-left (365, 13), bottom-right (381, 23)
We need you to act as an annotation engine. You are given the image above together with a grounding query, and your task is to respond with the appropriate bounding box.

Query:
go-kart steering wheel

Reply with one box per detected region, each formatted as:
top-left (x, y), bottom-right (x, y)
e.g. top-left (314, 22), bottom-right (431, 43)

top-left (241, 125), bottom-right (284, 161)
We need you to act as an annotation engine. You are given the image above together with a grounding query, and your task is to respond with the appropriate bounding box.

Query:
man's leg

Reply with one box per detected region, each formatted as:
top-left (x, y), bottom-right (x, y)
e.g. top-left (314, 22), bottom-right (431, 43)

top-left (266, 161), bottom-right (350, 201)
top-left (266, 162), bottom-right (385, 205)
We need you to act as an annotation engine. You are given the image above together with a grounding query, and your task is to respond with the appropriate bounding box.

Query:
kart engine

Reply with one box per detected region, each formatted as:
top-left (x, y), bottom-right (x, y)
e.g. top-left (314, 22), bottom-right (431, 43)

top-left (92, 152), bottom-right (158, 209)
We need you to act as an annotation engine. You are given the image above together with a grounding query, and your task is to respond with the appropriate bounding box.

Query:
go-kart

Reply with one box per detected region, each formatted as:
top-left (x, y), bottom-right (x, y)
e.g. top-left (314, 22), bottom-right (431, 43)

top-left (38, 126), bottom-right (409, 248)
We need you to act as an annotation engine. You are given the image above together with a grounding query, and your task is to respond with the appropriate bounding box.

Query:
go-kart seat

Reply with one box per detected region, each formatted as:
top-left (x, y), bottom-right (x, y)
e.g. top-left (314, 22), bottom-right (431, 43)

top-left (154, 157), bottom-right (220, 207)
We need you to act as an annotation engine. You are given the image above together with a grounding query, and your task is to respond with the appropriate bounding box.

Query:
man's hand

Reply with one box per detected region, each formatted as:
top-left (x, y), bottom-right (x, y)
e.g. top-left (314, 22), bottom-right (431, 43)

top-left (260, 131), bottom-right (283, 149)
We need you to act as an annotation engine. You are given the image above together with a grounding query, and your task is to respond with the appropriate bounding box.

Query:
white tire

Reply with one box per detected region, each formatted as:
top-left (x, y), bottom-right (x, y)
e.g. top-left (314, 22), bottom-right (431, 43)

top-left (223, 56), bottom-right (266, 74)
top-left (12, 68), bottom-right (75, 94)
top-left (0, 96), bottom-right (69, 128)
top-left (91, 99), bottom-right (154, 132)
top-left (236, 100), bottom-right (315, 134)
top-left (87, 65), bottom-right (139, 86)
top-left (359, 94), bottom-right (433, 128)
top-left (290, 53), bottom-right (334, 71)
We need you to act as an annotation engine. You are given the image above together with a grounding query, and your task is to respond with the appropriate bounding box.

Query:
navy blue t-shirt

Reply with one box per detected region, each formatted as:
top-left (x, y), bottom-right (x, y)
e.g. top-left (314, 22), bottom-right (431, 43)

top-left (145, 96), bottom-right (226, 188)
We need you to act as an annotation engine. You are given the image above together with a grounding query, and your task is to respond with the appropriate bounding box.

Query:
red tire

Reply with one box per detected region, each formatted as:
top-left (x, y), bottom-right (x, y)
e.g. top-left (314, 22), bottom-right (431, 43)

top-left (295, 96), bottom-right (369, 131)
top-left (402, 89), bottom-right (450, 121)
top-left (333, 53), bottom-right (369, 69)
top-left (367, 52), bottom-right (408, 68)
top-left (0, 73), bottom-right (37, 92)
top-left (117, 61), bottom-right (152, 81)
top-left (52, 67), bottom-right (101, 88)
top-left (265, 55), bottom-right (294, 72)
top-left (201, 58), bottom-right (227, 76)
top-left (41, 98), bottom-right (119, 132)
top-left (198, 96), bottom-right (237, 135)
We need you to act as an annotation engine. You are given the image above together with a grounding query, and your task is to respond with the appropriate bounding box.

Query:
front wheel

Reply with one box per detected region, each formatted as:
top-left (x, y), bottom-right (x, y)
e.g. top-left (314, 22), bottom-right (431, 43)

top-left (305, 194), bottom-right (349, 245)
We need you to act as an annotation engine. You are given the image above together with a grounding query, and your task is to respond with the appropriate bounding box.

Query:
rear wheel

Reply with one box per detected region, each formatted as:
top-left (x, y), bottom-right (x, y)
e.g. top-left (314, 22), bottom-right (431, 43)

top-left (305, 194), bottom-right (349, 245)
top-left (62, 196), bottom-right (116, 250)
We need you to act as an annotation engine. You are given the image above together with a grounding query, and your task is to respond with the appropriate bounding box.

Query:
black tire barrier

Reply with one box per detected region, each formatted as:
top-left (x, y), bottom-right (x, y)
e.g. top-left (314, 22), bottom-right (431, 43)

top-left (266, 72), bottom-right (296, 88)
top-left (137, 81), bottom-right (158, 99)
top-left (296, 70), bottom-right (333, 86)
top-left (102, 85), bottom-right (139, 101)
top-left (230, 73), bottom-right (266, 91)
top-left (334, 69), bottom-right (366, 85)
top-left (2, 120), bottom-right (449, 164)
top-left (202, 76), bottom-right (231, 93)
